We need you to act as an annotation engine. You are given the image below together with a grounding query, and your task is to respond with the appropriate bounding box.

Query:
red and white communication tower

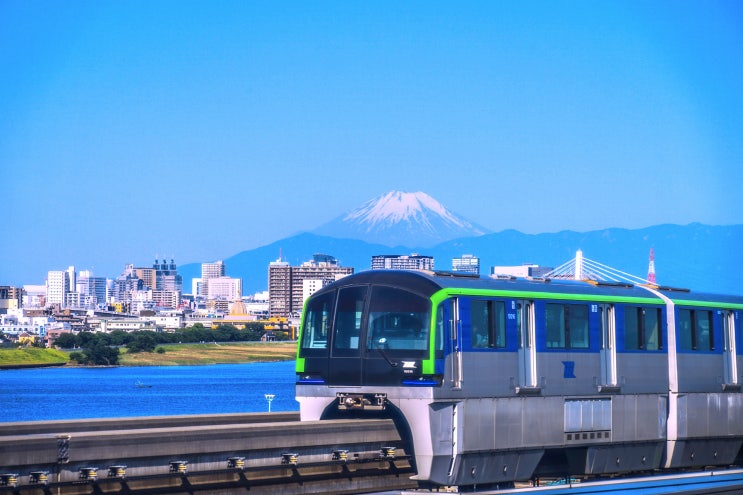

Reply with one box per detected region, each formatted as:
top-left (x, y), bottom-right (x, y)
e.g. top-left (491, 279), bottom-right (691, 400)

top-left (647, 248), bottom-right (657, 284)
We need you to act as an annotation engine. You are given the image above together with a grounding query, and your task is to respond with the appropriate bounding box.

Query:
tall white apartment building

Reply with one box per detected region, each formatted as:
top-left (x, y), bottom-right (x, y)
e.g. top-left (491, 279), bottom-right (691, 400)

top-left (207, 276), bottom-right (242, 301)
top-left (201, 260), bottom-right (226, 298)
top-left (66, 266), bottom-right (76, 295)
top-left (46, 270), bottom-right (70, 307)
top-left (191, 278), bottom-right (202, 296)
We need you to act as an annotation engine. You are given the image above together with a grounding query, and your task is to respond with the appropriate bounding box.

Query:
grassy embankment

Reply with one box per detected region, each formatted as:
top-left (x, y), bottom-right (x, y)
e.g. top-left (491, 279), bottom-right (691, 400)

top-left (119, 341), bottom-right (298, 366)
top-left (0, 342), bottom-right (298, 368)
top-left (0, 347), bottom-right (69, 368)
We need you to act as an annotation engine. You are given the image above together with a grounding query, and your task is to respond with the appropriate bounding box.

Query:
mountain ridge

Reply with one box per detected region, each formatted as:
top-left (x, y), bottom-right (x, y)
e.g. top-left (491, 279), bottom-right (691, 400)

top-left (179, 189), bottom-right (742, 296)
top-left (178, 223), bottom-right (743, 297)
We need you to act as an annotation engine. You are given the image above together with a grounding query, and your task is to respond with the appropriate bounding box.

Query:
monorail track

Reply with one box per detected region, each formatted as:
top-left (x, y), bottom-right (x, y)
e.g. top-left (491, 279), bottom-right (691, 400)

top-left (0, 413), bottom-right (416, 495)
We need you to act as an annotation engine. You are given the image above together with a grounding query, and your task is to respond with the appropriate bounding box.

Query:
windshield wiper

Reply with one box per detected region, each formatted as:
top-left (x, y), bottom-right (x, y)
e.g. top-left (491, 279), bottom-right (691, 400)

top-left (374, 338), bottom-right (399, 367)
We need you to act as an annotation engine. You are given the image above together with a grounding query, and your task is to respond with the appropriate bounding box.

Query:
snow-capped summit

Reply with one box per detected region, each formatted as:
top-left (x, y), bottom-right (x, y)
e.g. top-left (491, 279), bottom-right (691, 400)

top-left (313, 191), bottom-right (491, 247)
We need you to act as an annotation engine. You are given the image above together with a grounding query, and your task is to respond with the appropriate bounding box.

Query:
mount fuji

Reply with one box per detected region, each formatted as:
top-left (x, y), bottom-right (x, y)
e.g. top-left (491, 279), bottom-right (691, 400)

top-left (175, 190), bottom-right (742, 297)
top-left (313, 191), bottom-right (491, 247)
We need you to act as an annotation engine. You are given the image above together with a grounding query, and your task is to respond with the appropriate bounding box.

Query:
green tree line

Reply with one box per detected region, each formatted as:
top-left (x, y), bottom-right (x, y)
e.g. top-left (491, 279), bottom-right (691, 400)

top-left (60, 323), bottom-right (287, 365)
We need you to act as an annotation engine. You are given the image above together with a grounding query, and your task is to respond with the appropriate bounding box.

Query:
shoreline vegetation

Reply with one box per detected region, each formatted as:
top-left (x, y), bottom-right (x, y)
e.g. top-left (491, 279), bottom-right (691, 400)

top-left (0, 342), bottom-right (298, 369)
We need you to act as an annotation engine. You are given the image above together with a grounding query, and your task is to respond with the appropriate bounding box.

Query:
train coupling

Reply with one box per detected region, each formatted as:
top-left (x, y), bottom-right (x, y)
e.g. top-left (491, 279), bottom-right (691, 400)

top-left (337, 392), bottom-right (387, 411)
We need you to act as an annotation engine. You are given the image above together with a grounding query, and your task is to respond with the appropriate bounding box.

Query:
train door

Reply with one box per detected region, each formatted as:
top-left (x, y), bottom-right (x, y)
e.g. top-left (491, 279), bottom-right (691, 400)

top-left (599, 304), bottom-right (618, 389)
top-left (450, 298), bottom-right (463, 389)
top-left (328, 285), bottom-right (368, 386)
top-left (438, 298), bottom-right (463, 389)
top-left (722, 310), bottom-right (738, 389)
top-left (517, 300), bottom-right (537, 391)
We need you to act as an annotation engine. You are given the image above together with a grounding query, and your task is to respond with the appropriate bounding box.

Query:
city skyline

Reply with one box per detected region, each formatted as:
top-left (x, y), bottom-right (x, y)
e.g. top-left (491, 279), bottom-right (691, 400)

top-left (3, 2), bottom-right (742, 286)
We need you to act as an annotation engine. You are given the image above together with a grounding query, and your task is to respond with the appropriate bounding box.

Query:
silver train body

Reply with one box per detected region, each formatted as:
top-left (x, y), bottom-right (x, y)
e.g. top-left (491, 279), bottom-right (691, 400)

top-left (295, 270), bottom-right (743, 487)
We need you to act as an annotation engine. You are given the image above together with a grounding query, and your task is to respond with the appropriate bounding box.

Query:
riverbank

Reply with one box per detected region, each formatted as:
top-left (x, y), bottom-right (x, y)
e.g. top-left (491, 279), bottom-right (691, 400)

top-left (0, 342), bottom-right (297, 368)
top-left (0, 347), bottom-right (68, 368)
top-left (120, 341), bottom-right (297, 366)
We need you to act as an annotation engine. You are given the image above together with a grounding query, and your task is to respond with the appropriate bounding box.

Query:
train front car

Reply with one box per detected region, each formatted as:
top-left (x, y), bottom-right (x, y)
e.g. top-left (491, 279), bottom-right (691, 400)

top-left (295, 270), bottom-right (445, 481)
top-left (296, 270), bottom-right (743, 489)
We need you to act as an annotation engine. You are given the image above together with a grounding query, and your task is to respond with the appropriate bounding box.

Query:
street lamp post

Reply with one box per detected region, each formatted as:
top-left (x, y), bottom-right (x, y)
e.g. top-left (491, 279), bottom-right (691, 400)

top-left (264, 394), bottom-right (275, 413)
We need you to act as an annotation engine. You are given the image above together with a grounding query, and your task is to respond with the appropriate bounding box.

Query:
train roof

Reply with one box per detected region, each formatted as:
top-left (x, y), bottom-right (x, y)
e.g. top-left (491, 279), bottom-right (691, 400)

top-left (320, 270), bottom-right (743, 307)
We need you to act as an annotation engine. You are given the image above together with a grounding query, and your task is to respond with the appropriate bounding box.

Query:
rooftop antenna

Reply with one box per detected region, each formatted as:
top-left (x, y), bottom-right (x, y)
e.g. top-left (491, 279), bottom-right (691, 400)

top-left (647, 248), bottom-right (657, 284)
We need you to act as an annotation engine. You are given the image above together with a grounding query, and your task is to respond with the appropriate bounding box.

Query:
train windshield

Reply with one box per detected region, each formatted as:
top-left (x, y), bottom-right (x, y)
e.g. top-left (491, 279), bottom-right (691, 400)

top-left (366, 285), bottom-right (430, 357)
top-left (299, 284), bottom-right (432, 360)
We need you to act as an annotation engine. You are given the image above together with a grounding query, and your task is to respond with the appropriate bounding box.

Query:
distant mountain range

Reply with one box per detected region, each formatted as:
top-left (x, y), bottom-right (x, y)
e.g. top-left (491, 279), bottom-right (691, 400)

top-left (179, 191), bottom-right (743, 296)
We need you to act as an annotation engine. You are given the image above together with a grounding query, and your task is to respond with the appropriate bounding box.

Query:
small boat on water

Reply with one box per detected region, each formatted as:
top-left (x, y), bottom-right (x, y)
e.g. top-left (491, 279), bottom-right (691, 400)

top-left (135, 380), bottom-right (153, 388)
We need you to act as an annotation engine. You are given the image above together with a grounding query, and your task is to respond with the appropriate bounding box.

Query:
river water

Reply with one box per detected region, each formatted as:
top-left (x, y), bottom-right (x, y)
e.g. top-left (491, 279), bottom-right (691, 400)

top-left (0, 361), bottom-right (298, 423)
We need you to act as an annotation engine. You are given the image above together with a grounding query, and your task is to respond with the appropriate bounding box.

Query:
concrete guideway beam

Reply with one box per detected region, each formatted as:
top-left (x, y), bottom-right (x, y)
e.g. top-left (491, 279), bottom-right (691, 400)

top-left (0, 416), bottom-right (415, 493)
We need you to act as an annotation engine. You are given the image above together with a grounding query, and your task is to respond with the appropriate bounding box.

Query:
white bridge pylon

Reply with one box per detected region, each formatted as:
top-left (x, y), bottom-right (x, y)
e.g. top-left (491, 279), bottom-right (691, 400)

top-left (545, 250), bottom-right (652, 285)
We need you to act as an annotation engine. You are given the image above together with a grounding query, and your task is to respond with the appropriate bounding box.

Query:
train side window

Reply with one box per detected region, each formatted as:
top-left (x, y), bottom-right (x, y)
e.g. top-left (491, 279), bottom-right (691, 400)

top-left (678, 309), bottom-right (714, 351)
top-left (624, 307), bottom-right (640, 350)
top-left (644, 308), bottom-right (662, 350)
top-left (332, 286), bottom-right (367, 356)
top-left (624, 306), bottom-right (662, 351)
top-left (546, 303), bottom-right (589, 349)
top-left (470, 300), bottom-right (506, 349)
top-left (567, 304), bottom-right (589, 348)
top-left (494, 301), bottom-right (506, 347)
top-left (678, 309), bottom-right (692, 350)
top-left (545, 304), bottom-right (566, 348)
top-left (300, 290), bottom-right (335, 353)
top-left (696, 310), bottom-right (713, 350)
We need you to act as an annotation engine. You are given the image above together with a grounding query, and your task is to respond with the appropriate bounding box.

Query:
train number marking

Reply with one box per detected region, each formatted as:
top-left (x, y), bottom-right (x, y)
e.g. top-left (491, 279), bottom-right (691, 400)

top-left (562, 361), bottom-right (576, 379)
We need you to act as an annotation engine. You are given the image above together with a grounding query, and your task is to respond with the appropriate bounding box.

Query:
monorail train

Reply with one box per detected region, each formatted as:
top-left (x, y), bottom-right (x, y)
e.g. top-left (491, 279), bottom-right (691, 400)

top-left (295, 270), bottom-right (743, 488)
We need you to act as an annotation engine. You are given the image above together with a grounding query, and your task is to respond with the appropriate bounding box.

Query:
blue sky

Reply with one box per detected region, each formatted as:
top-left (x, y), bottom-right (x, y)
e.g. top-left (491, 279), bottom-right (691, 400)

top-left (2, 1), bottom-right (742, 286)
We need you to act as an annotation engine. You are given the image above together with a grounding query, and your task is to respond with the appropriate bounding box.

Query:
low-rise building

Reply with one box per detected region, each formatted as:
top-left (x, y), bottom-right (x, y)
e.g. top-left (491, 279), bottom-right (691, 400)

top-left (18, 332), bottom-right (39, 346)
top-left (452, 254), bottom-right (480, 275)
top-left (491, 263), bottom-right (553, 278)
top-left (371, 254), bottom-right (434, 271)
